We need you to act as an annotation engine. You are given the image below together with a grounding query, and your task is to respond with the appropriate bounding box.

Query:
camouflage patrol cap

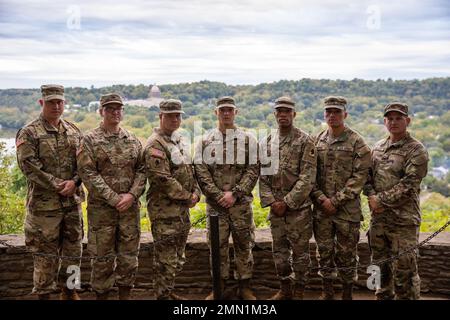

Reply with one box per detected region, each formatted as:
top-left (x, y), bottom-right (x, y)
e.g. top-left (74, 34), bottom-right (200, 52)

top-left (41, 84), bottom-right (65, 101)
top-left (324, 96), bottom-right (347, 111)
top-left (274, 96), bottom-right (296, 110)
top-left (384, 102), bottom-right (409, 116)
top-left (159, 99), bottom-right (185, 114)
top-left (216, 96), bottom-right (236, 109)
top-left (100, 93), bottom-right (124, 107)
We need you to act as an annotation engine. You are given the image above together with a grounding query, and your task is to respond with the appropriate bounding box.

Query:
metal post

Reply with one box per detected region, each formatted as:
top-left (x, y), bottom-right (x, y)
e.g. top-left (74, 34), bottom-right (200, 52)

top-left (209, 213), bottom-right (221, 300)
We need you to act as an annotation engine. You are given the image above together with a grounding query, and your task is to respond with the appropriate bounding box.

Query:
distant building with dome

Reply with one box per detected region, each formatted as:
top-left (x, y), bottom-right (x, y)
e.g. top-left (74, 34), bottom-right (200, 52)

top-left (125, 85), bottom-right (164, 108)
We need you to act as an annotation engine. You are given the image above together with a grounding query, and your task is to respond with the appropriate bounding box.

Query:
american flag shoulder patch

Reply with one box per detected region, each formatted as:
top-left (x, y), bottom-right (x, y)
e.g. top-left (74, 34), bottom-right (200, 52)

top-left (150, 147), bottom-right (165, 159)
top-left (16, 139), bottom-right (25, 148)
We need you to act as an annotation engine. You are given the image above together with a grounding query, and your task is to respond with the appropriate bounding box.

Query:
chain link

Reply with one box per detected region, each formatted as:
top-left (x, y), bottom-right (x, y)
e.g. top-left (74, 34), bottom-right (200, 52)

top-left (0, 214), bottom-right (207, 262)
top-left (210, 211), bottom-right (450, 273)
top-left (311, 219), bottom-right (450, 273)
top-left (0, 215), bottom-right (448, 273)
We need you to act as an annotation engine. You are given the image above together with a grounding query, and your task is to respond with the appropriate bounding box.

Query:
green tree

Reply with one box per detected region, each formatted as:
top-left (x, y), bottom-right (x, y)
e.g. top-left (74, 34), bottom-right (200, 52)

top-left (0, 142), bottom-right (26, 234)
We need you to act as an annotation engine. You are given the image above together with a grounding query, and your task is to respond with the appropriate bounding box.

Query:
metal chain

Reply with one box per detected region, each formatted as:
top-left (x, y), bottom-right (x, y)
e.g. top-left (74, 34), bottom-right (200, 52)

top-left (307, 219), bottom-right (450, 273)
top-left (209, 210), bottom-right (450, 273)
top-left (0, 214), bottom-right (208, 262)
top-left (0, 215), bottom-right (448, 272)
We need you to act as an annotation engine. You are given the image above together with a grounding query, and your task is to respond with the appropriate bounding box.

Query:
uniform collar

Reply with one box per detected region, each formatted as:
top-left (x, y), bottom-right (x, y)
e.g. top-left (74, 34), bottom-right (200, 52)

top-left (39, 113), bottom-right (67, 133)
top-left (213, 127), bottom-right (245, 143)
top-left (385, 131), bottom-right (411, 149)
top-left (276, 126), bottom-right (296, 144)
top-left (99, 122), bottom-right (128, 139)
top-left (154, 127), bottom-right (182, 144)
top-left (321, 125), bottom-right (350, 144)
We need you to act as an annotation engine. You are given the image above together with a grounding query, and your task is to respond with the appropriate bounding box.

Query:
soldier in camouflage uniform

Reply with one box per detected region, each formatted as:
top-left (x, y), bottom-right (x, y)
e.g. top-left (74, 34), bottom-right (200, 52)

top-left (364, 103), bottom-right (429, 300)
top-left (77, 93), bottom-right (146, 300)
top-left (259, 97), bottom-right (317, 300)
top-left (144, 99), bottom-right (201, 300)
top-left (311, 96), bottom-right (371, 300)
top-left (16, 84), bottom-right (84, 300)
top-left (195, 96), bottom-right (260, 300)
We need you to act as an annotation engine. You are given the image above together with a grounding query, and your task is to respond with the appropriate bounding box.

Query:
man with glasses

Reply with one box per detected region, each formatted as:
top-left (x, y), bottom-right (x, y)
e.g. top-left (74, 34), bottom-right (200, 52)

top-left (77, 93), bottom-right (146, 300)
top-left (16, 84), bottom-right (85, 300)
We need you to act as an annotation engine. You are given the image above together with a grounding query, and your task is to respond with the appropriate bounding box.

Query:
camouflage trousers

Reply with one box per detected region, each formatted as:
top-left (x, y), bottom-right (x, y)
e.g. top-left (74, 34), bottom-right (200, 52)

top-left (151, 212), bottom-right (190, 299)
top-left (87, 204), bottom-right (140, 294)
top-left (313, 216), bottom-right (360, 284)
top-left (206, 202), bottom-right (255, 281)
top-left (24, 205), bottom-right (83, 295)
top-left (368, 221), bottom-right (420, 300)
top-left (269, 206), bottom-right (312, 286)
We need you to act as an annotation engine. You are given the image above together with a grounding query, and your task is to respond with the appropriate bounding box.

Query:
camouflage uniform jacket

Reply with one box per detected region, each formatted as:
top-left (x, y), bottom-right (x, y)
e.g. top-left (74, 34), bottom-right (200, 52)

top-left (364, 132), bottom-right (429, 226)
top-left (16, 114), bottom-right (84, 211)
top-left (194, 127), bottom-right (259, 211)
top-left (144, 128), bottom-right (201, 220)
top-left (311, 126), bottom-right (371, 222)
top-left (77, 123), bottom-right (146, 207)
top-left (259, 127), bottom-right (317, 213)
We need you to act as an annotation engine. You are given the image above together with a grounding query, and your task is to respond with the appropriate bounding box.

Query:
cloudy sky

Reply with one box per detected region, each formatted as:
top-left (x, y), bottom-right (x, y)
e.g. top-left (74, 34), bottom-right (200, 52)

top-left (0, 0), bottom-right (449, 88)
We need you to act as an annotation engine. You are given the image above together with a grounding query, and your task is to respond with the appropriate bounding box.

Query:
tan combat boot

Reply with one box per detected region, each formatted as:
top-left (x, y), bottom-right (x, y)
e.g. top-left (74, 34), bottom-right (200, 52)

top-left (205, 279), bottom-right (226, 300)
top-left (319, 279), bottom-right (335, 300)
top-left (269, 280), bottom-right (293, 300)
top-left (169, 292), bottom-right (187, 300)
top-left (118, 286), bottom-right (132, 300)
top-left (60, 288), bottom-right (81, 300)
top-left (342, 283), bottom-right (353, 300)
top-left (238, 279), bottom-right (257, 300)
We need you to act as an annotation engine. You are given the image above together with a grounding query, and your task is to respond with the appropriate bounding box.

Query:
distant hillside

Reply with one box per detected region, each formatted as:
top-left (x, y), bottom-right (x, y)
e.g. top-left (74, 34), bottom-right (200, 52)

top-left (1, 77), bottom-right (449, 196)
top-left (1, 77), bottom-right (449, 115)
top-left (0, 78), bottom-right (449, 165)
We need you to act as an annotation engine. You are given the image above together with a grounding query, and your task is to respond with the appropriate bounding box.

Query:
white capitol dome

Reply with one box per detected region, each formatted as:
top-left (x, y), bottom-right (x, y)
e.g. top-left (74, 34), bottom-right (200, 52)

top-left (126, 85), bottom-right (164, 108)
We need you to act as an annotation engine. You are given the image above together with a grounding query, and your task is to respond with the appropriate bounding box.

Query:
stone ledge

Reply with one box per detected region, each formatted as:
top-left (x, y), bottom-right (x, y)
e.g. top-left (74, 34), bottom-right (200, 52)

top-left (2, 229), bottom-right (449, 248)
top-left (1, 229), bottom-right (450, 298)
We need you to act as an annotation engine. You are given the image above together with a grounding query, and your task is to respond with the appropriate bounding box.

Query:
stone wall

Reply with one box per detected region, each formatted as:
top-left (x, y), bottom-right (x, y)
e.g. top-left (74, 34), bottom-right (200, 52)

top-left (1, 229), bottom-right (449, 298)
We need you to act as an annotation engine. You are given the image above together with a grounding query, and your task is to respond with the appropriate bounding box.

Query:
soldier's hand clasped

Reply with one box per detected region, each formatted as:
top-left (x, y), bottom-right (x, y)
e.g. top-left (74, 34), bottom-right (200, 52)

top-left (270, 201), bottom-right (287, 217)
top-left (57, 180), bottom-right (77, 197)
top-left (368, 196), bottom-right (384, 214)
top-left (116, 193), bottom-right (135, 212)
top-left (188, 193), bottom-right (200, 208)
top-left (218, 191), bottom-right (237, 209)
top-left (321, 198), bottom-right (337, 215)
